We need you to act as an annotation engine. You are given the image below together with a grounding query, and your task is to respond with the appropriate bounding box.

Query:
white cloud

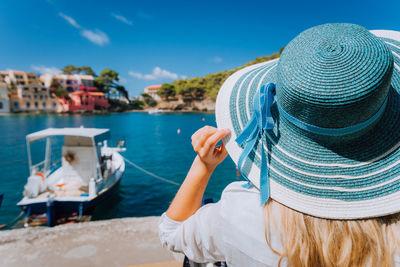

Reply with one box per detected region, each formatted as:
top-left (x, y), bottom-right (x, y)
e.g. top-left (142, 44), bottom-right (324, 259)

top-left (31, 65), bottom-right (61, 75)
top-left (211, 56), bottom-right (223, 63)
top-left (136, 10), bottom-right (153, 20)
top-left (59, 13), bottom-right (81, 29)
top-left (129, 67), bottom-right (184, 81)
top-left (81, 29), bottom-right (110, 46)
top-left (59, 12), bottom-right (110, 46)
top-left (111, 13), bottom-right (133, 25)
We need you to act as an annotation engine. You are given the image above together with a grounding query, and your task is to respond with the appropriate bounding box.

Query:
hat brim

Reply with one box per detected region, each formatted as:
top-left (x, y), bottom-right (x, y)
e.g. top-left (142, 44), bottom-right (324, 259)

top-left (216, 30), bottom-right (400, 219)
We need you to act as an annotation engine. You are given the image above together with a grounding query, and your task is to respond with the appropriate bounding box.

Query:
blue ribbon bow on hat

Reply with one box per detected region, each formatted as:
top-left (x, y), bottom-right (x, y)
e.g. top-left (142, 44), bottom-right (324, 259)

top-left (235, 83), bottom-right (276, 205)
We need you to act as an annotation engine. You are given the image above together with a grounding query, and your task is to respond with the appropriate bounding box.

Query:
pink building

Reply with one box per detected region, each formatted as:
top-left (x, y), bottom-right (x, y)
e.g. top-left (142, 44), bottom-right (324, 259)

top-left (59, 90), bottom-right (108, 112)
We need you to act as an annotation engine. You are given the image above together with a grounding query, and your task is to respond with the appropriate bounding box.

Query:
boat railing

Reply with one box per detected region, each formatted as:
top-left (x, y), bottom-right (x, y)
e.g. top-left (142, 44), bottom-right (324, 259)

top-left (30, 160), bottom-right (46, 174)
top-left (30, 158), bottom-right (62, 178)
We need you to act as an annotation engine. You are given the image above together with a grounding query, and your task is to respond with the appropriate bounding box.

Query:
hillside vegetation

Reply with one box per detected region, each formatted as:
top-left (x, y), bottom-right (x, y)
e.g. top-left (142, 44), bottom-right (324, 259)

top-left (158, 49), bottom-right (283, 100)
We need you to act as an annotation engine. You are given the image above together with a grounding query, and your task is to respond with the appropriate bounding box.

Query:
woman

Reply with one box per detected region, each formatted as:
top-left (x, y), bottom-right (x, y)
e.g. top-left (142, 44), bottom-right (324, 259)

top-left (159, 23), bottom-right (400, 266)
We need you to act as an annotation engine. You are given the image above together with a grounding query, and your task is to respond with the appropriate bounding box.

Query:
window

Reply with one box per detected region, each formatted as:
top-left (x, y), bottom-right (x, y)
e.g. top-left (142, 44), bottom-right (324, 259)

top-left (34, 95), bottom-right (37, 99)
top-left (28, 95), bottom-right (31, 99)
top-left (40, 95), bottom-right (43, 100)
top-left (26, 102), bottom-right (31, 108)
top-left (34, 102), bottom-right (38, 108)
top-left (0, 102), bottom-right (3, 109)
top-left (42, 88), bottom-right (47, 91)
top-left (66, 80), bottom-right (72, 85)
top-left (34, 88), bottom-right (38, 93)
top-left (52, 102), bottom-right (57, 108)
top-left (42, 102), bottom-right (46, 108)
top-left (24, 87), bottom-right (28, 91)
top-left (28, 76), bottom-right (36, 79)
top-left (13, 101), bottom-right (19, 108)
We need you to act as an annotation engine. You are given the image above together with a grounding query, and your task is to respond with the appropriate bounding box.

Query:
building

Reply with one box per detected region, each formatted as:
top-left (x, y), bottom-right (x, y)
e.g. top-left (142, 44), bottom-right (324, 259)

top-left (0, 71), bottom-right (9, 83)
top-left (0, 70), bottom-right (107, 113)
top-left (144, 85), bottom-right (161, 100)
top-left (0, 70), bottom-right (62, 112)
top-left (4, 70), bottom-right (40, 86)
top-left (0, 82), bottom-right (10, 113)
top-left (10, 81), bottom-right (62, 112)
top-left (41, 74), bottom-right (94, 92)
top-left (58, 90), bottom-right (108, 112)
top-left (40, 75), bottom-right (109, 112)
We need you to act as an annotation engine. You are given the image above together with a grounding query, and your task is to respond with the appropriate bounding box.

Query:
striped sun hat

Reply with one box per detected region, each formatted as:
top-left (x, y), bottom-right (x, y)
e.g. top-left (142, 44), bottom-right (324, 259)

top-left (216, 23), bottom-right (400, 219)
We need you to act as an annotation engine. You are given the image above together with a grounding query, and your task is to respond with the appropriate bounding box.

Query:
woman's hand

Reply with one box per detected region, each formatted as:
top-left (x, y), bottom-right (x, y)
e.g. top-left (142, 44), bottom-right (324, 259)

top-left (191, 126), bottom-right (230, 172)
top-left (166, 126), bottom-right (230, 221)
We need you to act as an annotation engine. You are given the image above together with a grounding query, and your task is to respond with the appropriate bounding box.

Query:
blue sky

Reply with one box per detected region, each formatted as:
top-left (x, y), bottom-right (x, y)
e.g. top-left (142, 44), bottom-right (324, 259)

top-left (0, 0), bottom-right (399, 97)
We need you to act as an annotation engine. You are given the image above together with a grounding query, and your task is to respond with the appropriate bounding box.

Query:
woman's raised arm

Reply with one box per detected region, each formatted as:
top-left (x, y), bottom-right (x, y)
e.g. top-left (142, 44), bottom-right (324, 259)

top-left (166, 126), bottom-right (230, 221)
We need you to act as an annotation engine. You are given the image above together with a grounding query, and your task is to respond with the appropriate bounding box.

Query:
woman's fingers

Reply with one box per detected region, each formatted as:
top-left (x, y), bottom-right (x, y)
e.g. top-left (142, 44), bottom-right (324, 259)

top-left (215, 143), bottom-right (228, 159)
top-left (201, 129), bottom-right (230, 156)
top-left (191, 126), bottom-right (217, 152)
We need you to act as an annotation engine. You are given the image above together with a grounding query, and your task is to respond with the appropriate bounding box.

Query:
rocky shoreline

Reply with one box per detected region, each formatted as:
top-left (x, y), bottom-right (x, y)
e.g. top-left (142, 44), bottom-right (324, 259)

top-left (156, 96), bottom-right (215, 112)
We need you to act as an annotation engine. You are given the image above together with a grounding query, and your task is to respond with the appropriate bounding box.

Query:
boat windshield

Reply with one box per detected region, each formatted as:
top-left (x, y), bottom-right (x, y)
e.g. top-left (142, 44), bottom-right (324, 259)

top-left (28, 136), bottom-right (64, 176)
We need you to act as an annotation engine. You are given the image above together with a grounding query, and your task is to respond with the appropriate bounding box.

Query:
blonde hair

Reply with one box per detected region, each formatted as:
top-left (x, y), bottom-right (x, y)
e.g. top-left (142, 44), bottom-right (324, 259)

top-left (264, 200), bottom-right (400, 267)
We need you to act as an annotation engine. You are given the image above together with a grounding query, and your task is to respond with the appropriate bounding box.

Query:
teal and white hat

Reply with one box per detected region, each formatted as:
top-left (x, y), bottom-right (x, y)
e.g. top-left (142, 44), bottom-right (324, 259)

top-left (216, 23), bottom-right (400, 219)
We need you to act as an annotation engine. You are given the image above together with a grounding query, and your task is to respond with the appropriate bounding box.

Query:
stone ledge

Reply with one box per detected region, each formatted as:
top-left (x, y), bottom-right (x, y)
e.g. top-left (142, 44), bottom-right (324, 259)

top-left (0, 216), bottom-right (182, 267)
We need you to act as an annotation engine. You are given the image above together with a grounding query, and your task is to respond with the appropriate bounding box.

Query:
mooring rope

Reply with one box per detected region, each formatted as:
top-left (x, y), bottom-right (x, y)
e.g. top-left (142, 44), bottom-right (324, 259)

top-left (123, 156), bottom-right (180, 186)
top-left (3, 210), bottom-right (25, 229)
top-left (122, 156), bottom-right (220, 199)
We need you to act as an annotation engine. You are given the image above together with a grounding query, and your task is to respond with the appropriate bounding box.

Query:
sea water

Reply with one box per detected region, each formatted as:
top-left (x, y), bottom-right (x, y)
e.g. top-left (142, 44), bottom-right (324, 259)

top-left (0, 112), bottom-right (240, 226)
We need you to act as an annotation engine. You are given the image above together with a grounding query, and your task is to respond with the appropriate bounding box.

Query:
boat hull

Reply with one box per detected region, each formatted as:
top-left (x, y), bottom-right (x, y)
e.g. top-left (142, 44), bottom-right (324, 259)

top-left (18, 173), bottom-right (122, 226)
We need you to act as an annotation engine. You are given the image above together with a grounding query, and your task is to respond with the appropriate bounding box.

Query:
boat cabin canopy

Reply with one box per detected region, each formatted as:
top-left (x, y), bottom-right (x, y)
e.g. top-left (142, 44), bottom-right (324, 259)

top-left (25, 128), bottom-right (110, 177)
top-left (26, 128), bottom-right (110, 144)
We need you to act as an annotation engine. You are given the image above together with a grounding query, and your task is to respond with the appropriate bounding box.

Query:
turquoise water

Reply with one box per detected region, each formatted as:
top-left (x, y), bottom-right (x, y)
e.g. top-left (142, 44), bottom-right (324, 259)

top-left (0, 112), bottom-right (239, 227)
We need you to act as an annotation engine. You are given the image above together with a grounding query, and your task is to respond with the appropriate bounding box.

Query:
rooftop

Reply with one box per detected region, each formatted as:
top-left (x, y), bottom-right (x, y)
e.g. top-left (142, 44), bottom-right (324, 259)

top-left (26, 127), bottom-right (110, 142)
top-left (146, 85), bottom-right (162, 90)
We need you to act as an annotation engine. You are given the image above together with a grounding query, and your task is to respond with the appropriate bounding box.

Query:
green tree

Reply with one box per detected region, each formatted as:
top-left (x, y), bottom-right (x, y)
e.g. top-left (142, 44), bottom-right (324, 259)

top-left (62, 65), bottom-right (96, 76)
top-left (158, 83), bottom-right (176, 100)
top-left (50, 79), bottom-right (62, 90)
top-left (159, 50), bottom-right (282, 100)
top-left (94, 69), bottom-right (129, 101)
top-left (62, 65), bottom-right (82, 75)
top-left (116, 85), bottom-right (129, 100)
top-left (54, 88), bottom-right (69, 98)
top-left (94, 69), bottom-right (119, 93)
top-left (130, 99), bottom-right (144, 109)
top-left (80, 66), bottom-right (96, 76)
top-left (141, 93), bottom-right (157, 107)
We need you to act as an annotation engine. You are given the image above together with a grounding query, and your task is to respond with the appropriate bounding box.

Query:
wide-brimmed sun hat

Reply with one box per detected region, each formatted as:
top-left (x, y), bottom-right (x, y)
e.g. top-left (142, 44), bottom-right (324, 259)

top-left (216, 23), bottom-right (400, 219)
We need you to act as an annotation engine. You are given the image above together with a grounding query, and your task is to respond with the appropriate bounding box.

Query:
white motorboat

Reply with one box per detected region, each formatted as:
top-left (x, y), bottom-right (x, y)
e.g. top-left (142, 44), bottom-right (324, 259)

top-left (17, 127), bottom-right (126, 226)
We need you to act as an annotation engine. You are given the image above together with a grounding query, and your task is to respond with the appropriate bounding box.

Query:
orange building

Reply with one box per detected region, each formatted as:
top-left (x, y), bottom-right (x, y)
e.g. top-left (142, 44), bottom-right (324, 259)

top-left (2, 70), bottom-right (62, 112)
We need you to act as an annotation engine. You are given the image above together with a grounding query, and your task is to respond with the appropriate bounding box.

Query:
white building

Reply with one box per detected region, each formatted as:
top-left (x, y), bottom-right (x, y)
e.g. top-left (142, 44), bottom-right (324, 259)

top-left (0, 82), bottom-right (10, 113)
top-left (40, 74), bottom-right (94, 92)
top-left (144, 85), bottom-right (161, 100)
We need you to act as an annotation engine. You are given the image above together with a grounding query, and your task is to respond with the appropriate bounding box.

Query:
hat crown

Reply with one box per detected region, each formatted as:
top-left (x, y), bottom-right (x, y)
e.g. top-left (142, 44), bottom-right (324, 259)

top-left (276, 23), bottom-right (394, 129)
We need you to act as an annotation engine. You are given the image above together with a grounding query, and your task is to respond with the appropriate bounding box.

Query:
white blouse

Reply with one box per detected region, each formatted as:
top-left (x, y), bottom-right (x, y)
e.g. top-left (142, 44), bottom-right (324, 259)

top-left (158, 181), bottom-right (285, 267)
top-left (159, 181), bottom-right (400, 266)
